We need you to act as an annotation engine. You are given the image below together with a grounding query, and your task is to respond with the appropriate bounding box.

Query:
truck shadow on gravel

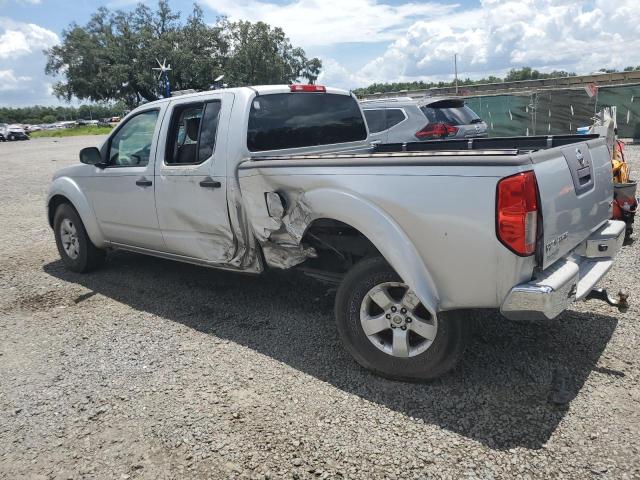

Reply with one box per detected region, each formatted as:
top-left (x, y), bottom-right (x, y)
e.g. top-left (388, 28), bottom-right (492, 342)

top-left (43, 251), bottom-right (619, 450)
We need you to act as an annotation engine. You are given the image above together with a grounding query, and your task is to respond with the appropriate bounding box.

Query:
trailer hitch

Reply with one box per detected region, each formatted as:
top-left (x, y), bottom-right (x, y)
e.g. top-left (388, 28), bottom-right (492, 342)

top-left (585, 288), bottom-right (629, 312)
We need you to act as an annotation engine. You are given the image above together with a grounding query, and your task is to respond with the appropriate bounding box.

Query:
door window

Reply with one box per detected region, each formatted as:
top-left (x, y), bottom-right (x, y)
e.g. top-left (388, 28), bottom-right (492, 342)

top-left (386, 109), bottom-right (406, 128)
top-left (363, 109), bottom-right (386, 133)
top-left (166, 101), bottom-right (221, 165)
top-left (108, 110), bottom-right (159, 166)
top-left (363, 108), bottom-right (406, 133)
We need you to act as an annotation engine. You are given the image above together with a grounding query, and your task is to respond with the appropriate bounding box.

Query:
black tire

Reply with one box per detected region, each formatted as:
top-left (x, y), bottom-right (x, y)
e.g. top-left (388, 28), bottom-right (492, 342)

top-left (53, 203), bottom-right (106, 273)
top-left (8, 134), bottom-right (15, 141)
top-left (335, 257), bottom-right (468, 381)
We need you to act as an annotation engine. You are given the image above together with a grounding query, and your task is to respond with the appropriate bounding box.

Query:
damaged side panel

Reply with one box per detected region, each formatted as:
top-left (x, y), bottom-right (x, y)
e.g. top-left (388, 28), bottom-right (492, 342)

top-left (234, 173), bottom-right (318, 269)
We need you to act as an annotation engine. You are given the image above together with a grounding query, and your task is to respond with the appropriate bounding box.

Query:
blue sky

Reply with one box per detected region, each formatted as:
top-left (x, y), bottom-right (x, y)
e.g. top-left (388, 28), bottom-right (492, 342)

top-left (1, 0), bottom-right (638, 106)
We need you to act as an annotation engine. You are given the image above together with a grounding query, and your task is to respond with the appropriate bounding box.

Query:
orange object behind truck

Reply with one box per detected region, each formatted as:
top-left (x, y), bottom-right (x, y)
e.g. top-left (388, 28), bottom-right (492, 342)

top-left (611, 140), bottom-right (637, 238)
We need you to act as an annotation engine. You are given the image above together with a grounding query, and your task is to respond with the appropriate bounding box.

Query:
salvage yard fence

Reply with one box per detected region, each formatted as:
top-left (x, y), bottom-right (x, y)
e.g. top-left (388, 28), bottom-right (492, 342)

top-left (464, 84), bottom-right (640, 138)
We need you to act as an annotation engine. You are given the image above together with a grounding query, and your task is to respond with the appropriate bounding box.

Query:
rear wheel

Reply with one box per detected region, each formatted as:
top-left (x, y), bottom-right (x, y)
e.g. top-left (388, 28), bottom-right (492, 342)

top-left (54, 203), bottom-right (105, 273)
top-left (335, 257), bottom-right (468, 380)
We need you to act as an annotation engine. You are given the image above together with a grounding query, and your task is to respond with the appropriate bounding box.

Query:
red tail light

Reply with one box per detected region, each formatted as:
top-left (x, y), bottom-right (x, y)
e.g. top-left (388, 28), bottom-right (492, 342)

top-left (496, 171), bottom-right (539, 256)
top-left (290, 84), bottom-right (326, 92)
top-left (415, 122), bottom-right (458, 139)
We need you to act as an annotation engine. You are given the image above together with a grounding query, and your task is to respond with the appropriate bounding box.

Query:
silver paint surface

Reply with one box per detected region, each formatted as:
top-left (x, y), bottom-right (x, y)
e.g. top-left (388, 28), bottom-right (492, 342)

top-left (47, 87), bottom-right (616, 318)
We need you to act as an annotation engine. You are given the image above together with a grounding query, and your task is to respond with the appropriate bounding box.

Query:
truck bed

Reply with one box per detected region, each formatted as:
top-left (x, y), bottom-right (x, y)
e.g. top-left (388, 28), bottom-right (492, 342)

top-left (246, 134), bottom-right (601, 165)
top-left (373, 134), bottom-right (600, 154)
top-left (241, 134), bottom-right (613, 274)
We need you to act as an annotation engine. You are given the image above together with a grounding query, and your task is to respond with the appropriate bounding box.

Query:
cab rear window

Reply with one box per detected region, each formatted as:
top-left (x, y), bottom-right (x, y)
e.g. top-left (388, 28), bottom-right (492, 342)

top-left (247, 93), bottom-right (367, 152)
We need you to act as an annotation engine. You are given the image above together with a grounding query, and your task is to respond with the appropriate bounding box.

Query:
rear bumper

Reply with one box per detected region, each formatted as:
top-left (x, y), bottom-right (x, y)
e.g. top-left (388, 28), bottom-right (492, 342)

top-left (500, 220), bottom-right (625, 320)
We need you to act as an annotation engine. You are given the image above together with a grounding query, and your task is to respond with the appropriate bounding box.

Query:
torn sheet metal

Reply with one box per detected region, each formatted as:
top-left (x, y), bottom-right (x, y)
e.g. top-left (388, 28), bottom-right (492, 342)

top-left (281, 195), bottom-right (313, 243)
top-left (228, 171), bottom-right (317, 270)
top-left (226, 180), bottom-right (263, 272)
top-left (261, 241), bottom-right (317, 269)
top-left (260, 192), bottom-right (317, 269)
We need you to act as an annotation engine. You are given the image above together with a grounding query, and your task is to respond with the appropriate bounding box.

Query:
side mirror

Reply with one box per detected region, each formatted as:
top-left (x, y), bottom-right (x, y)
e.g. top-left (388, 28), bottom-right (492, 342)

top-left (79, 146), bottom-right (104, 167)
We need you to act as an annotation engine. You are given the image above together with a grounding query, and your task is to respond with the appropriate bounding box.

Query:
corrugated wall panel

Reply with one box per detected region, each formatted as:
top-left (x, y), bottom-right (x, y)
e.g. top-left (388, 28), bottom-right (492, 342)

top-left (464, 85), bottom-right (640, 138)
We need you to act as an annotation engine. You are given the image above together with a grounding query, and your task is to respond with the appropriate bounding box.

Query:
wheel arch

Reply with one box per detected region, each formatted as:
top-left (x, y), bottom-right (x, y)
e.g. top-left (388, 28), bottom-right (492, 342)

top-left (47, 177), bottom-right (106, 247)
top-left (294, 188), bottom-right (440, 316)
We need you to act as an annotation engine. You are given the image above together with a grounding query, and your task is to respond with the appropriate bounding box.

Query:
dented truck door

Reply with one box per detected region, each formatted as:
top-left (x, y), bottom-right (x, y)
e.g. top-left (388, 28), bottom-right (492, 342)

top-left (153, 92), bottom-right (236, 263)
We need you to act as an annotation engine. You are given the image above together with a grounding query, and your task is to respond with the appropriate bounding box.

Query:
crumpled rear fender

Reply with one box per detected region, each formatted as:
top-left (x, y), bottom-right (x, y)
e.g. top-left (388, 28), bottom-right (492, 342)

top-left (244, 184), bottom-right (440, 317)
top-left (301, 188), bottom-right (439, 317)
top-left (47, 177), bottom-right (106, 248)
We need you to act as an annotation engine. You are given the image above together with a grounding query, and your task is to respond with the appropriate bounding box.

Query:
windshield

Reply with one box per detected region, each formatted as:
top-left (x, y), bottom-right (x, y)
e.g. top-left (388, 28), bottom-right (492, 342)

top-left (247, 93), bottom-right (367, 152)
top-left (420, 100), bottom-right (482, 126)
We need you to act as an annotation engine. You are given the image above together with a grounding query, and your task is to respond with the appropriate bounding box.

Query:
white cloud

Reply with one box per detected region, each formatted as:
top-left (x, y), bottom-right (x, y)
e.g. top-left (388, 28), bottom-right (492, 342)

top-left (0, 0), bottom-right (42, 5)
top-left (352, 0), bottom-right (640, 87)
top-left (317, 58), bottom-right (367, 90)
top-left (203, 0), bottom-right (456, 47)
top-left (204, 0), bottom-right (640, 89)
top-left (0, 18), bottom-right (59, 105)
top-left (0, 69), bottom-right (31, 90)
top-left (0, 18), bottom-right (58, 59)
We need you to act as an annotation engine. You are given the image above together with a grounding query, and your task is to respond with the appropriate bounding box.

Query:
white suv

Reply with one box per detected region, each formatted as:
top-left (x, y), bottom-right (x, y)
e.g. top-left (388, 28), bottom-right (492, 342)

top-left (360, 96), bottom-right (487, 144)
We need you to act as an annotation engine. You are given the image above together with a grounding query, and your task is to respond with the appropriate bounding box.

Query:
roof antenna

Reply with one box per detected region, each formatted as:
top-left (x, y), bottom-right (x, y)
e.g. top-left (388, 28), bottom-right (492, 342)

top-left (152, 59), bottom-right (172, 98)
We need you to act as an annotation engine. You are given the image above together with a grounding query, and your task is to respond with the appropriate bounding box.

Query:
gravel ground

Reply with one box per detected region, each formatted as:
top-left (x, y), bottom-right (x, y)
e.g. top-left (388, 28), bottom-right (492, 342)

top-left (1, 136), bottom-right (639, 480)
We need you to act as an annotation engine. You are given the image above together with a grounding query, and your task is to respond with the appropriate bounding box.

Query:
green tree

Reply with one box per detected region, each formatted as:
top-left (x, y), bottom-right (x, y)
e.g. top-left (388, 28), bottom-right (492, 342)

top-left (45, 1), bottom-right (321, 108)
top-left (222, 20), bottom-right (321, 85)
top-left (24, 117), bottom-right (43, 125)
top-left (353, 67), bottom-right (578, 97)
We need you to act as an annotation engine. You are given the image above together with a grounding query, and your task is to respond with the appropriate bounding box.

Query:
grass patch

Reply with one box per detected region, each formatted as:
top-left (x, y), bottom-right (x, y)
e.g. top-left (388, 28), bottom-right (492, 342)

top-left (30, 125), bottom-right (114, 138)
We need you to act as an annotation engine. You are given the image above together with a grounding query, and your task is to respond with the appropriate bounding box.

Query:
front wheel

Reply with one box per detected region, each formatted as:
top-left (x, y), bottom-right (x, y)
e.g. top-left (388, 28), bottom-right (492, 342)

top-left (335, 257), bottom-right (468, 381)
top-left (53, 203), bottom-right (106, 273)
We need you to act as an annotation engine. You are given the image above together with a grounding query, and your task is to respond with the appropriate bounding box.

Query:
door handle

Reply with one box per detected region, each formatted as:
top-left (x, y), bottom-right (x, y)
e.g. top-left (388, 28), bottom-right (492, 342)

top-left (136, 178), bottom-right (152, 187)
top-left (199, 178), bottom-right (221, 189)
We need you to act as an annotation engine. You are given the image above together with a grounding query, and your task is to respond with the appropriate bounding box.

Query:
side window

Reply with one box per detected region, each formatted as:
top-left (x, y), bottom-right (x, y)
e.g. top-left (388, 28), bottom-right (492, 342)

top-left (198, 101), bottom-right (222, 163)
top-left (166, 100), bottom-right (221, 165)
top-left (108, 110), bottom-right (159, 167)
top-left (364, 108), bottom-right (406, 133)
top-left (363, 109), bottom-right (386, 133)
top-left (386, 109), bottom-right (406, 128)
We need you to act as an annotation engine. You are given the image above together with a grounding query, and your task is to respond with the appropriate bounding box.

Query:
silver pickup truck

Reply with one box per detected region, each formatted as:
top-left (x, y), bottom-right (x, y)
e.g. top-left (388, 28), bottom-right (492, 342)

top-left (47, 84), bottom-right (626, 380)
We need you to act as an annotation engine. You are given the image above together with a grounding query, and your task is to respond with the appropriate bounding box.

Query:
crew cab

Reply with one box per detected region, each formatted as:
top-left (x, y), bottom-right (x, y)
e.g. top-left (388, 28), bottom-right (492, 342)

top-left (47, 84), bottom-right (625, 380)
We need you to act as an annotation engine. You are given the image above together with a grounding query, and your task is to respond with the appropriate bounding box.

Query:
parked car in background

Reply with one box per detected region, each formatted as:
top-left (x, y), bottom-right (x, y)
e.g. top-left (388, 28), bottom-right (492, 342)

top-left (5, 124), bottom-right (29, 141)
top-left (360, 96), bottom-right (487, 143)
top-left (0, 123), bottom-right (7, 141)
top-left (77, 119), bottom-right (100, 126)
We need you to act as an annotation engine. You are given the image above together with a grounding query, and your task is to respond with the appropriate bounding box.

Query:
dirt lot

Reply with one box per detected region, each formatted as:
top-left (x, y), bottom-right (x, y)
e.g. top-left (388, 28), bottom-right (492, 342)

top-left (1, 136), bottom-right (639, 480)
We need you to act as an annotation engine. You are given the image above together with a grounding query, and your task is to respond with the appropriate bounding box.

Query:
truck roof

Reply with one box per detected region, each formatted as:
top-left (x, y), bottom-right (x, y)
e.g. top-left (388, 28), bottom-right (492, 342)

top-left (141, 85), bottom-right (353, 108)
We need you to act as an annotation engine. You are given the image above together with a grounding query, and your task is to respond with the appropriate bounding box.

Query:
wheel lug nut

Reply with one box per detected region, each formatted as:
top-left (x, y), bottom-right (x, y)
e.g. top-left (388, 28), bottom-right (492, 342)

top-left (385, 313), bottom-right (391, 319)
top-left (400, 308), bottom-right (407, 314)
top-left (406, 317), bottom-right (412, 323)
top-left (400, 326), bottom-right (407, 330)
top-left (391, 306), bottom-right (397, 312)
top-left (391, 324), bottom-right (396, 329)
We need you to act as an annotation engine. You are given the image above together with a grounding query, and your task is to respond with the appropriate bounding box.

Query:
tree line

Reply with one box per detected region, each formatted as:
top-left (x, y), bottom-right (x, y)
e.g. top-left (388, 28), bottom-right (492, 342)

top-left (0, 104), bottom-right (127, 125)
top-left (353, 66), bottom-right (640, 96)
top-left (45, 1), bottom-right (321, 108)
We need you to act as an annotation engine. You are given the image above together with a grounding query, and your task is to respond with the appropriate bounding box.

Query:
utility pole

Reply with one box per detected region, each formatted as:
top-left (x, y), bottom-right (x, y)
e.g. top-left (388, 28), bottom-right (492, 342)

top-left (454, 53), bottom-right (459, 95)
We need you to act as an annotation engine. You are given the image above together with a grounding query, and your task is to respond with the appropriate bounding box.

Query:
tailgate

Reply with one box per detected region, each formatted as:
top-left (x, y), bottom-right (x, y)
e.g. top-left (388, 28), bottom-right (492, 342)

top-left (531, 138), bottom-right (613, 269)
